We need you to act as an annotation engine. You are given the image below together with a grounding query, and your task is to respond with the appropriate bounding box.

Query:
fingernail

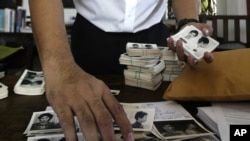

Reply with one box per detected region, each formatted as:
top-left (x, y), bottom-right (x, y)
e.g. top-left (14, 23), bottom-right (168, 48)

top-left (166, 37), bottom-right (169, 41)
top-left (204, 29), bottom-right (209, 35)
top-left (127, 132), bottom-right (134, 141)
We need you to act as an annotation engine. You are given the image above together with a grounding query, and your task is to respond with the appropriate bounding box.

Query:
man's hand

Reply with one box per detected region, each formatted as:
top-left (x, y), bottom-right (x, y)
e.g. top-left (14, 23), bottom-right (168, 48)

top-left (44, 64), bottom-right (134, 141)
top-left (167, 22), bottom-right (214, 68)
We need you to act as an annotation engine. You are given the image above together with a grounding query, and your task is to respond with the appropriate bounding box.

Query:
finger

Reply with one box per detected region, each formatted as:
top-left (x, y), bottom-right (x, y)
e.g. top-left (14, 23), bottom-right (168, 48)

top-left (103, 91), bottom-right (134, 141)
top-left (203, 52), bottom-right (214, 63)
top-left (73, 98), bottom-right (100, 141)
top-left (54, 105), bottom-right (78, 141)
top-left (167, 37), bottom-right (176, 52)
top-left (175, 40), bottom-right (186, 62)
top-left (81, 85), bottom-right (116, 141)
top-left (201, 26), bottom-right (213, 36)
top-left (186, 55), bottom-right (197, 69)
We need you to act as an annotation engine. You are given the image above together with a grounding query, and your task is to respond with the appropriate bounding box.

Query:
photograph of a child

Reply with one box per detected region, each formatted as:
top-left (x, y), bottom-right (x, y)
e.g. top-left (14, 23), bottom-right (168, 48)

top-left (30, 113), bottom-right (61, 131)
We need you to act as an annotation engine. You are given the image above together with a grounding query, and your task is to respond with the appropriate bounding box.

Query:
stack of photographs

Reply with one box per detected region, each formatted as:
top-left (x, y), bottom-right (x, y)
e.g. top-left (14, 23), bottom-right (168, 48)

top-left (171, 25), bottom-right (219, 60)
top-left (160, 47), bottom-right (185, 82)
top-left (14, 69), bottom-right (45, 95)
top-left (120, 42), bottom-right (165, 90)
top-left (126, 42), bottom-right (162, 58)
top-left (120, 101), bottom-right (217, 141)
top-left (0, 82), bottom-right (8, 99)
top-left (25, 101), bottom-right (219, 141)
top-left (119, 53), bottom-right (161, 68)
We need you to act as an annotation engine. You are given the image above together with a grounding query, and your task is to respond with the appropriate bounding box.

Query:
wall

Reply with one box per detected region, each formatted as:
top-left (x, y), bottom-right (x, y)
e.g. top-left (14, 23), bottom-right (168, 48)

top-left (216, 0), bottom-right (247, 43)
top-left (217, 0), bottom-right (247, 15)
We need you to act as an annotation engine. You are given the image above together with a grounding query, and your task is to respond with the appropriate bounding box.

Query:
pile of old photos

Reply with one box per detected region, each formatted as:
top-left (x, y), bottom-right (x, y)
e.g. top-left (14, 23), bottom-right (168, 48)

top-left (0, 82), bottom-right (8, 99)
top-left (171, 25), bottom-right (219, 60)
top-left (119, 42), bottom-right (164, 90)
top-left (119, 42), bottom-right (185, 90)
top-left (160, 46), bottom-right (185, 82)
top-left (14, 69), bottom-right (45, 95)
top-left (24, 101), bottom-right (219, 141)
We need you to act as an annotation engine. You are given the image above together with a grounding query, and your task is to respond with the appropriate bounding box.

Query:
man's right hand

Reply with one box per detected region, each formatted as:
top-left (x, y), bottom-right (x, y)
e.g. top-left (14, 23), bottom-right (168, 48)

top-left (44, 64), bottom-right (134, 141)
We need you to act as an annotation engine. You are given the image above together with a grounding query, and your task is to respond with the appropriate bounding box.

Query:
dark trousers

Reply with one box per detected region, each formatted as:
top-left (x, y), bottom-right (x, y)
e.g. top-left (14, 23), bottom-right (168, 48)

top-left (71, 13), bottom-right (170, 75)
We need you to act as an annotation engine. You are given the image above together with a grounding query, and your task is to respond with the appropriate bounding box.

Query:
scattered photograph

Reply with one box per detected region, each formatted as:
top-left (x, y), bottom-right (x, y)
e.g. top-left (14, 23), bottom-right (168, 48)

top-left (24, 111), bottom-right (62, 135)
top-left (153, 119), bottom-right (213, 139)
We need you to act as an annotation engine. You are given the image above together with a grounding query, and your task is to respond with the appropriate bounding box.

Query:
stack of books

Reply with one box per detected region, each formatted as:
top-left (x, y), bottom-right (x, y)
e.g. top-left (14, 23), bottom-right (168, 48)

top-left (0, 82), bottom-right (8, 100)
top-left (14, 69), bottom-right (45, 95)
top-left (119, 42), bottom-right (165, 90)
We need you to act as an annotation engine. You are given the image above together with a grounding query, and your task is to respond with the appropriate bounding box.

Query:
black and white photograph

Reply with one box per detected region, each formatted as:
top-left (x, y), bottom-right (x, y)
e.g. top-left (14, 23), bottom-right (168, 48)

top-left (24, 111), bottom-right (62, 135)
top-left (153, 119), bottom-right (213, 140)
top-left (114, 108), bottom-right (155, 131)
top-left (171, 25), bottom-right (219, 60)
top-left (131, 111), bottom-right (149, 129)
top-left (21, 71), bottom-right (43, 88)
top-left (126, 42), bottom-right (161, 57)
top-left (14, 69), bottom-right (45, 95)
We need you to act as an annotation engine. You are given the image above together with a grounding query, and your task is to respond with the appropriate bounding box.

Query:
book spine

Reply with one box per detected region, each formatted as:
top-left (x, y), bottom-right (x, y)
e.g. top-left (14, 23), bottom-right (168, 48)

top-left (0, 9), bottom-right (4, 32)
top-left (3, 8), bottom-right (16, 32)
top-left (15, 7), bottom-right (27, 32)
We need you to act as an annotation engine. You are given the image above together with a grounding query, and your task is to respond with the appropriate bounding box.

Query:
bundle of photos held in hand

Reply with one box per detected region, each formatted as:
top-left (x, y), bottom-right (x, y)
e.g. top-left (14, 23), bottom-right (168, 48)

top-left (119, 42), bottom-right (185, 90)
top-left (14, 69), bottom-right (45, 95)
top-left (25, 101), bottom-right (218, 141)
top-left (171, 25), bottom-right (219, 60)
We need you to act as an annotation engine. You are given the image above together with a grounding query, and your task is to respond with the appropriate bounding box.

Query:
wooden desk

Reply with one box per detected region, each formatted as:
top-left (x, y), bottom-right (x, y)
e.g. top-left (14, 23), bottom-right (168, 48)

top-left (0, 74), bottom-right (209, 141)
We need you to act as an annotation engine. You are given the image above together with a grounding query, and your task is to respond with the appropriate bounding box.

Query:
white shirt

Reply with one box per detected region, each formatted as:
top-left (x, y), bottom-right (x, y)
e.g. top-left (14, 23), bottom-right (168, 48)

top-left (73, 0), bottom-right (167, 33)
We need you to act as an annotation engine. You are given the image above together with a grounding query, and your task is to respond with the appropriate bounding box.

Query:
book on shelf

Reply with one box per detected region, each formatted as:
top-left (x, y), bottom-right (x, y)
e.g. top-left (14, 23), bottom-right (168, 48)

top-left (15, 6), bottom-right (27, 32)
top-left (0, 8), bottom-right (15, 32)
top-left (0, 7), bottom-right (30, 33)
